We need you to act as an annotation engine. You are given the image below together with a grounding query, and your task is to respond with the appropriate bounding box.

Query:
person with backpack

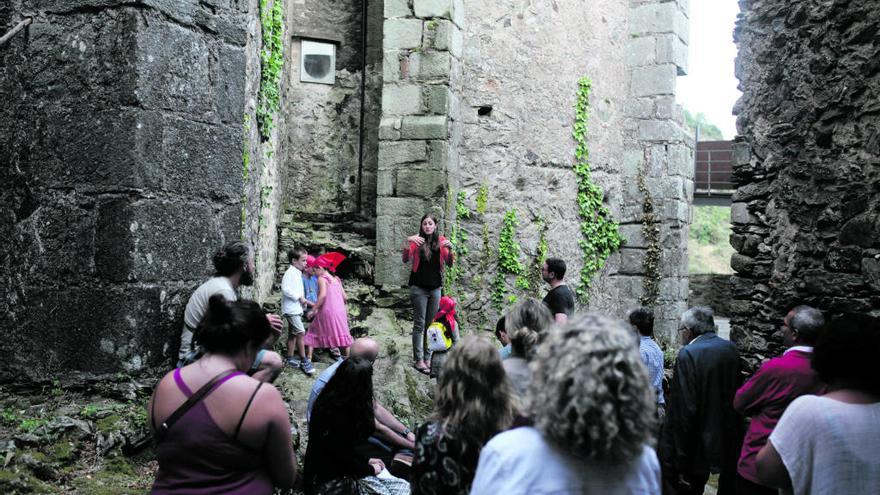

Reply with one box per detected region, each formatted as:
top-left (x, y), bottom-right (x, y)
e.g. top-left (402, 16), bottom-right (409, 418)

top-left (426, 296), bottom-right (459, 378)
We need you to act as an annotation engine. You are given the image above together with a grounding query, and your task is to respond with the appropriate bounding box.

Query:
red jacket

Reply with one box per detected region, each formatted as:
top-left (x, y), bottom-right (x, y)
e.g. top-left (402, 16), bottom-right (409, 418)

top-left (402, 236), bottom-right (454, 273)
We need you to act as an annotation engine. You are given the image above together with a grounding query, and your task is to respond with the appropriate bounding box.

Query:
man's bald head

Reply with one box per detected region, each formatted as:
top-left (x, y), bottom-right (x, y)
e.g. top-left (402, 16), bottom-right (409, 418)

top-left (350, 337), bottom-right (380, 361)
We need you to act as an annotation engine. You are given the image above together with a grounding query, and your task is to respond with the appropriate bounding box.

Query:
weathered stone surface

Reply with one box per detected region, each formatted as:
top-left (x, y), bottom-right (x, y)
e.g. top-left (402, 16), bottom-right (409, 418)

top-left (379, 140), bottom-right (429, 166)
top-left (400, 115), bottom-right (448, 139)
top-left (384, 18), bottom-right (423, 49)
top-left (395, 169), bottom-right (448, 198)
top-left (632, 64), bottom-right (677, 96)
top-left (384, 0), bottom-right (412, 18)
top-left (382, 84), bottom-right (424, 115)
top-left (415, 51), bottom-right (452, 80)
top-left (731, 0), bottom-right (880, 369)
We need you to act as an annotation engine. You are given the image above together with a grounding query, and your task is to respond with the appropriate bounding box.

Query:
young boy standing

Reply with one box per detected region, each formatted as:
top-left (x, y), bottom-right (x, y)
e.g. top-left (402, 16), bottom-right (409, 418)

top-left (281, 247), bottom-right (316, 375)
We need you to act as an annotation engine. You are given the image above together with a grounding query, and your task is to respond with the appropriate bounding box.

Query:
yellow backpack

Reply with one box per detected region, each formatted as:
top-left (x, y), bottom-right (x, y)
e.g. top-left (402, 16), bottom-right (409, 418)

top-left (425, 321), bottom-right (453, 352)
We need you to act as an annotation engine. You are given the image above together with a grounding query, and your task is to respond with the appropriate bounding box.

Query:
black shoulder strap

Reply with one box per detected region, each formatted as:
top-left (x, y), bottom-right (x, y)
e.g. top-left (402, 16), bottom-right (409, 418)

top-left (154, 369), bottom-right (239, 442)
top-left (234, 382), bottom-right (264, 439)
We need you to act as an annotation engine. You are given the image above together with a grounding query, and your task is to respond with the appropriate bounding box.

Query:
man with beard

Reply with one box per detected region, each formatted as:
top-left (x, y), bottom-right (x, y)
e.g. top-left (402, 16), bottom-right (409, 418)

top-left (541, 258), bottom-right (576, 323)
top-left (177, 241), bottom-right (284, 382)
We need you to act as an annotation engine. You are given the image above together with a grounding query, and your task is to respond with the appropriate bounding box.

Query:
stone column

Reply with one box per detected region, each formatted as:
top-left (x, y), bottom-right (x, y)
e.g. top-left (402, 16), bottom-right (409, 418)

top-left (0, 2), bottom-right (250, 380)
top-left (375, 0), bottom-right (464, 287)
top-left (622, 0), bottom-right (694, 344)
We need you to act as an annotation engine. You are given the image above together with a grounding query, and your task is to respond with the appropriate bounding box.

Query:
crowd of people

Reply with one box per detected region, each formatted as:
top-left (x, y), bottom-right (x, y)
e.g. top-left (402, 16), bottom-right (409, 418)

top-left (147, 215), bottom-right (880, 494)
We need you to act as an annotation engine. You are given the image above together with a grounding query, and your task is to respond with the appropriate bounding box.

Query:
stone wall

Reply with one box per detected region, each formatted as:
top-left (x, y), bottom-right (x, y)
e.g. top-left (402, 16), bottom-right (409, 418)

top-left (419, 0), bottom-right (693, 339)
top-left (731, 0), bottom-right (880, 369)
top-left (622, 0), bottom-right (693, 343)
top-left (374, 0), bottom-right (465, 288)
top-left (280, 0), bottom-right (382, 218)
top-left (0, 1), bottom-right (254, 381)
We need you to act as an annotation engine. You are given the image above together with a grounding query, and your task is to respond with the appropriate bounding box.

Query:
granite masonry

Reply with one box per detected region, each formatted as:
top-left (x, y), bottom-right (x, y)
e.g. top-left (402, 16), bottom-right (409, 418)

top-left (731, 0), bottom-right (880, 370)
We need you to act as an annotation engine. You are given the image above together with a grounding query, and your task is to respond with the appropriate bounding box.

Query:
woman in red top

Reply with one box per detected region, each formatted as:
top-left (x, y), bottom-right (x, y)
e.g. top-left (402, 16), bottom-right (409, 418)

top-left (402, 213), bottom-right (454, 375)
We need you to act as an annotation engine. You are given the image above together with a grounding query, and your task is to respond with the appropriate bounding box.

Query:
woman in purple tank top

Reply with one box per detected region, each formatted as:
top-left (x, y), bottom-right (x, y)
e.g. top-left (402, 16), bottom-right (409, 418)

top-left (148, 295), bottom-right (297, 494)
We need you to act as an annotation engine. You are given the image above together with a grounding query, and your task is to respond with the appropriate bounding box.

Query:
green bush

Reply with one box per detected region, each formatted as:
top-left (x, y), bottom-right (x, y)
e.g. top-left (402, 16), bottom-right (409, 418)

top-left (690, 206), bottom-right (731, 245)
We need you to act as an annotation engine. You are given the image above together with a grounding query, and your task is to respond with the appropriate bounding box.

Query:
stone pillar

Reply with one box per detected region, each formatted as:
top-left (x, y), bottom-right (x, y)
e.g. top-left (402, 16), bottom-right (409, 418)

top-left (375, 0), bottom-right (464, 287)
top-left (622, 0), bottom-right (694, 344)
top-left (0, 2), bottom-right (250, 381)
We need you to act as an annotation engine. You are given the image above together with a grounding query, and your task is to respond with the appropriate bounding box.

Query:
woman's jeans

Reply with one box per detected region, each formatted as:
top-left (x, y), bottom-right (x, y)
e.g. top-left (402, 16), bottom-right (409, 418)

top-left (409, 285), bottom-right (441, 362)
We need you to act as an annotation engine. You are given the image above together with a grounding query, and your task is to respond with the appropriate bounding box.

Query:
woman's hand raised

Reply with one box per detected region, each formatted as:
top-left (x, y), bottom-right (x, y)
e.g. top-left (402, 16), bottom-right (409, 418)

top-left (407, 235), bottom-right (425, 246)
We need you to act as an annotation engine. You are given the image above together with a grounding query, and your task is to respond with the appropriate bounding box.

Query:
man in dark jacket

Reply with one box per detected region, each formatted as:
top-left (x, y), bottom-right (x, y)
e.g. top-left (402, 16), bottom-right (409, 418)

top-left (660, 307), bottom-right (740, 495)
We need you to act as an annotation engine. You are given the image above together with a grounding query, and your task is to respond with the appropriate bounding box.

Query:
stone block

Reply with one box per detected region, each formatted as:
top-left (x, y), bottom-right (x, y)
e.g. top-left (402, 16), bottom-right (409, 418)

top-left (142, 111), bottom-right (242, 200)
top-left (400, 115), bottom-right (448, 139)
top-left (384, 0), bottom-right (412, 18)
top-left (629, 2), bottom-right (679, 36)
top-left (730, 202), bottom-right (753, 224)
top-left (624, 98), bottom-right (654, 119)
top-left (862, 257), bottom-right (880, 291)
top-left (211, 43), bottom-right (247, 123)
top-left (639, 119), bottom-right (681, 141)
top-left (379, 140), bottom-right (428, 167)
top-left (663, 199), bottom-right (690, 223)
top-left (619, 223), bottom-right (647, 248)
top-left (623, 149), bottom-right (646, 176)
top-left (16, 285), bottom-right (177, 376)
top-left (382, 84), bottom-right (424, 115)
top-left (632, 64), bottom-right (677, 96)
top-left (427, 140), bottom-right (450, 170)
top-left (430, 20), bottom-right (464, 58)
top-left (425, 85), bottom-right (452, 115)
top-left (136, 16), bottom-right (212, 116)
top-left (733, 142), bottom-right (751, 166)
top-left (384, 19), bottom-right (423, 50)
top-left (656, 33), bottom-right (688, 76)
top-left (414, 0), bottom-right (457, 20)
top-left (667, 143), bottom-right (694, 177)
top-left (396, 169), bottom-right (448, 198)
top-left (416, 51), bottom-right (452, 80)
top-left (627, 36), bottom-right (656, 66)
top-left (379, 117), bottom-right (402, 140)
top-left (377, 173), bottom-right (395, 197)
top-left (618, 248), bottom-right (646, 275)
top-left (383, 50), bottom-right (401, 82)
top-left (95, 199), bottom-right (230, 283)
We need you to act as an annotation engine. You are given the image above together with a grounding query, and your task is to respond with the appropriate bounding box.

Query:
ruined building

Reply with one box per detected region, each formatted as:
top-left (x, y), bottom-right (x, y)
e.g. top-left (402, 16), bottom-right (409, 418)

top-left (27, 0), bottom-right (880, 383)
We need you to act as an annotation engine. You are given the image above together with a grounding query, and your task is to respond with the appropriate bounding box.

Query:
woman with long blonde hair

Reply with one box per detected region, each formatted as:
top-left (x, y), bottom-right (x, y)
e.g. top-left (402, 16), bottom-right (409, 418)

top-left (411, 336), bottom-right (515, 495)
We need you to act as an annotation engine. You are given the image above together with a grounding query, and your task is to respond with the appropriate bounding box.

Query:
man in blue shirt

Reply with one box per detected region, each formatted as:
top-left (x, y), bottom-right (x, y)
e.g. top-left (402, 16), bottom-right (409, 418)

top-left (629, 307), bottom-right (665, 421)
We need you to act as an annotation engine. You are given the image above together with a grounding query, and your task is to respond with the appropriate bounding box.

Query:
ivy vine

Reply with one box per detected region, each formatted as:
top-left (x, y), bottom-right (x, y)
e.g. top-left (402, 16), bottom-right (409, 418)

top-left (257, 0), bottom-right (284, 140)
top-left (638, 169), bottom-right (661, 306)
top-left (475, 183), bottom-right (489, 215)
top-left (444, 191), bottom-right (471, 297)
top-left (525, 217), bottom-right (549, 297)
top-left (492, 209), bottom-right (525, 310)
top-left (572, 77), bottom-right (623, 303)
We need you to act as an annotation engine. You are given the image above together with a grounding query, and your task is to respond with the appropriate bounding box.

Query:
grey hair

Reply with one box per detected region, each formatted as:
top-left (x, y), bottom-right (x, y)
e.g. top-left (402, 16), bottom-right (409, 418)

top-left (681, 307), bottom-right (716, 336)
top-left (528, 313), bottom-right (656, 463)
top-left (789, 305), bottom-right (825, 345)
top-left (505, 298), bottom-right (553, 359)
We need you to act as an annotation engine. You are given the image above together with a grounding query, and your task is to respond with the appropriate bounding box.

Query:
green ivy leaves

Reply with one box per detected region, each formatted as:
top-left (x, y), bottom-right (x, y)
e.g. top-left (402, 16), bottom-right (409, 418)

top-left (257, 0), bottom-right (284, 140)
top-left (572, 77), bottom-right (623, 303)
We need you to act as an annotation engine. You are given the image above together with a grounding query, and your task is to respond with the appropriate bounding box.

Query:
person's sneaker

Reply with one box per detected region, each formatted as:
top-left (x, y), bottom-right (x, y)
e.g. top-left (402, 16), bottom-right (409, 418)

top-left (286, 357), bottom-right (301, 369)
top-left (300, 358), bottom-right (316, 376)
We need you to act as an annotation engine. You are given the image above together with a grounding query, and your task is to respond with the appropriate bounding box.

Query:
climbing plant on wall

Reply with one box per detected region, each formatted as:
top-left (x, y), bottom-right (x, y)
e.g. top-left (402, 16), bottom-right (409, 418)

top-left (444, 191), bottom-right (471, 297)
top-left (492, 209), bottom-right (525, 310)
top-left (257, 0), bottom-right (284, 140)
top-left (572, 76), bottom-right (623, 303)
top-left (638, 169), bottom-right (661, 307)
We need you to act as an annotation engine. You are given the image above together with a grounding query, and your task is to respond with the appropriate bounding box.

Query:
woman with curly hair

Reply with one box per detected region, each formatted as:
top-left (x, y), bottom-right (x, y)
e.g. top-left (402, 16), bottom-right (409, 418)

top-left (470, 313), bottom-right (661, 494)
top-left (411, 336), bottom-right (515, 495)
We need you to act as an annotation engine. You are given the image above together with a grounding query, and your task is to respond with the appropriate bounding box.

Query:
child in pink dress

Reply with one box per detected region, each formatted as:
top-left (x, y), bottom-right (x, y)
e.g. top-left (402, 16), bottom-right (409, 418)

top-left (304, 253), bottom-right (353, 359)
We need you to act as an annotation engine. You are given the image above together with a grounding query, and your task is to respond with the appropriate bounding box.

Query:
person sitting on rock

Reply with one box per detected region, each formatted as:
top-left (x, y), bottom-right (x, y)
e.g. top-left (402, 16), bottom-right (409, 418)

top-left (177, 241), bottom-right (283, 383)
top-left (411, 336), bottom-right (515, 495)
top-left (307, 338), bottom-right (416, 471)
top-left (303, 356), bottom-right (410, 495)
top-left (150, 295), bottom-right (297, 493)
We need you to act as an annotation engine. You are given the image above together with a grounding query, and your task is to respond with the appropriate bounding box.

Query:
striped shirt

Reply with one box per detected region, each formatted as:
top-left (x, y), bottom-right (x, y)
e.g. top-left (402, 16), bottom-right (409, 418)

top-left (640, 336), bottom-right (665, 405)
